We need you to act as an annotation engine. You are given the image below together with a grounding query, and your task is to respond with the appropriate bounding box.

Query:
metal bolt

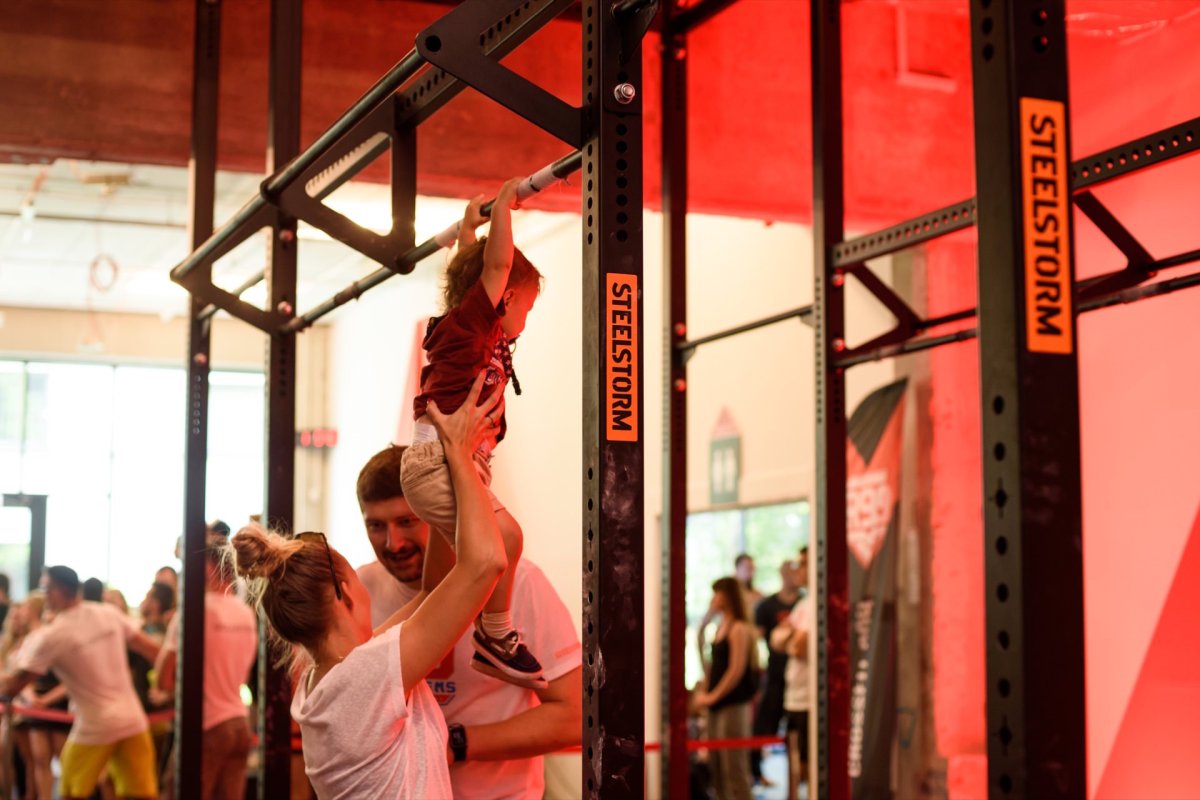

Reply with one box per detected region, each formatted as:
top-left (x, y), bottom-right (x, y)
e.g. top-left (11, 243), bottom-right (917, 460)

top-left (673, 378), bottom-right (686, 392)
top-left (193, 352), bottom-right (208, 365)
top-left (279, 228), bottom-right (296, 243)
top-left (673, 322), bottom-right (686, 337)
top-left (832, 271), bottom-right (846, 287)
top-left (832, 338), bottom-right (846, 352)
top-left (613, 83), bottom-right (636, 104)
top-left (277, 301), bottom-right (294, 316)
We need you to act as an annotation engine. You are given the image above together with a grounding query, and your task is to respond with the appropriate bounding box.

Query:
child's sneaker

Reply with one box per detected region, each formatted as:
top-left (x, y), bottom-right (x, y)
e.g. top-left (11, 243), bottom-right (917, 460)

top-left (470, 627), bottom-right (547, 690)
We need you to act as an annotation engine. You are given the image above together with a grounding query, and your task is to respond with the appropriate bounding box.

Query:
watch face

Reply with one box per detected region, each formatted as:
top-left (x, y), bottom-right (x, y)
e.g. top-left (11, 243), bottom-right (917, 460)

top-left (449, 724), bottom-right (467, 761)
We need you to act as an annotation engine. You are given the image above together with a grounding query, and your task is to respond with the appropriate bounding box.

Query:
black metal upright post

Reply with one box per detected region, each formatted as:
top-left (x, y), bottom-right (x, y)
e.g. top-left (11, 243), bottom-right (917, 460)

top-left (178, 1), bottom-right (220, 797)
top-left (660, 2), bottom-right (688, 796)
top-left (812, 0), bottom-right (850, 797)
top-left (258, 1), bottom-right (301, 797)
top-left (581, 0), bottom-right (645, 795)
top-left (969, 1), bottom-right (1085, 796)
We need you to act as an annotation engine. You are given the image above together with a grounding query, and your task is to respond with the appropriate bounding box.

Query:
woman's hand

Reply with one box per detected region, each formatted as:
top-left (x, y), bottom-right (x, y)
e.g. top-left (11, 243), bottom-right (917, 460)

top-left (692, 690), bottom-right (713, 708)
top-left (425, 371), bottom-right (504, 459)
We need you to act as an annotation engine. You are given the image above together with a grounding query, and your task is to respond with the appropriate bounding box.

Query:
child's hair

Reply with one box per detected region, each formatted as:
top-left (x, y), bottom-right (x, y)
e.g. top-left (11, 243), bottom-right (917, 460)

top-left (229, 524), bottom-right (346, 663)
top-left (442, 236), bottom-right (543, 312)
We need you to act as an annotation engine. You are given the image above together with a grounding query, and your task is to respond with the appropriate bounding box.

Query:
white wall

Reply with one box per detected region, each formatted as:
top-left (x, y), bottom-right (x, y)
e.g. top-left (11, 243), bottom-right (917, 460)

top-left (325, 209), bottom-right (896, 797)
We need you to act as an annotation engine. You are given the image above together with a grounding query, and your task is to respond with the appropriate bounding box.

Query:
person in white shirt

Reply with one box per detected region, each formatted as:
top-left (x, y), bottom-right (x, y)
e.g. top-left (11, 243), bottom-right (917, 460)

top-left (770, 548), bottom-right (811, 800)
top-left (1, 565), bottom-right (163, 800)
top-left (354, 443), bottom-right (428, 628)
top-left (156, 532), bottom-right (258, 800)
top-left (357, 456), bottom-right (581, 799)
top-left (231, 372), bottom-right (506, 800)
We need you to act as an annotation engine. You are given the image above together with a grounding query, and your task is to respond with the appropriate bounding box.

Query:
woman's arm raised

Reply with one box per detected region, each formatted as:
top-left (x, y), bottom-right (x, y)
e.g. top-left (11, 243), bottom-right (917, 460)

top-left (398, 373), bottom-right (508, 693)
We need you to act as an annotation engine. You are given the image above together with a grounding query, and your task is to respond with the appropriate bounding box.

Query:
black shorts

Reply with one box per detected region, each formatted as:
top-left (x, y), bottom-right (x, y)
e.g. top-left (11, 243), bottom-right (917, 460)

top-left (786, 710), bottom-right (809, 762)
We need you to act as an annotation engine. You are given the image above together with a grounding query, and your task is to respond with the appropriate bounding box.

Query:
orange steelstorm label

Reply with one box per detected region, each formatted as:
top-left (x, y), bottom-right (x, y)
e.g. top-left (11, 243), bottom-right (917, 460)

top-left (606, 273), bottom-right (638, 442)
top-left (1020, 97), bottom-right (1073, 354)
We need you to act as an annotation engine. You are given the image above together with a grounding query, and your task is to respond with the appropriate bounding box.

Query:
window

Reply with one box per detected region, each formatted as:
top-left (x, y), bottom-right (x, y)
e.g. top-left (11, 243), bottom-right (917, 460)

top-left (0, 360), bottom-right (264, 603)
top-left (684, 500), bottom-right (810, 688)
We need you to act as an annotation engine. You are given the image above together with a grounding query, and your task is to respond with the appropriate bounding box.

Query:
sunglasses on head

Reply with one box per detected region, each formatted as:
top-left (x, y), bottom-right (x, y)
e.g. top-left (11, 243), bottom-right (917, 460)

top-left (295, 531), bottom-right (342, 601)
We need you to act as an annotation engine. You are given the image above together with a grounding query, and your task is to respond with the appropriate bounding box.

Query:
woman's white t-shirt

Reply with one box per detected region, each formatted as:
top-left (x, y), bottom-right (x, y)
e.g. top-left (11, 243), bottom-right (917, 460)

top-left (291, 623), bottom-right (452, 799)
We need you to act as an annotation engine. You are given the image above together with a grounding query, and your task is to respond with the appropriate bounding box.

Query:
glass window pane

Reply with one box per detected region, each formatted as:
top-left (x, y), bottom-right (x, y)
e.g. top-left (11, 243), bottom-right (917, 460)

top-left (23, 364), bottom-right (115, 578)
top-left (206, 371), bottom-right (265, 530)
top-left (21, 363), bottom-right (114, 494)
top-left (684, 508), bottom-right (744, 687)
top-left (743, 500), bottom-right (812, 597)
top-left (0, 504), bottom-right (33, 600)
top-left (0, 363), bottom-right (26, 491)
top-left (109, 366), bottom-right (186, 600)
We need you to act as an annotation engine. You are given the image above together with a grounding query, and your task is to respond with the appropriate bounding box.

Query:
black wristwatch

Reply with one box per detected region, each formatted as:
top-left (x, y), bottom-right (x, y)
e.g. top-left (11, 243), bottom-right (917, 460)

top-left (448, 723), bottom-right (468, 763)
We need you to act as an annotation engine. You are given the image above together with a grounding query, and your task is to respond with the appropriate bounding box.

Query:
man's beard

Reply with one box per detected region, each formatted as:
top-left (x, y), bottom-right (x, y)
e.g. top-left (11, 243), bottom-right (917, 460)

top-left (382, 547), bottom-right (424, 583)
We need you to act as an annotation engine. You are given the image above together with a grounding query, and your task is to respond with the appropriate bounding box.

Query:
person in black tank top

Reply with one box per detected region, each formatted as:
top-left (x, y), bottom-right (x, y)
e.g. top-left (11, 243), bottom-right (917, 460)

top-left (695, 577), bottom-right (759, 800)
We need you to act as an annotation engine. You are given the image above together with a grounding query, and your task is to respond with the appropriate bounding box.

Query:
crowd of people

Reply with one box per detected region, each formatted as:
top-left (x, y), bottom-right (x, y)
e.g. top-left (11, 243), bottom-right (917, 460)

top-left (0, 181), bottom-right (807, 800)
top-left (695, 550), bottom-right (812, 800)
top-left (0, 184), bottom-right (582, 800)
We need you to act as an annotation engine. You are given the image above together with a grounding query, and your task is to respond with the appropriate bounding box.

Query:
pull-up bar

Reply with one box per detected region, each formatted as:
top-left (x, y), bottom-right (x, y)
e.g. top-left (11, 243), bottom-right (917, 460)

top-left (283, 149), bottom-right (583, 333)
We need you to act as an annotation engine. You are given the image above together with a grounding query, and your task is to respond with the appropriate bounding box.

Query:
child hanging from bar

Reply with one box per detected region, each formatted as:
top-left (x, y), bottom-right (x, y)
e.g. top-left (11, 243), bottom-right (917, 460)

top-left (400, 177), bottom-right (546, 689)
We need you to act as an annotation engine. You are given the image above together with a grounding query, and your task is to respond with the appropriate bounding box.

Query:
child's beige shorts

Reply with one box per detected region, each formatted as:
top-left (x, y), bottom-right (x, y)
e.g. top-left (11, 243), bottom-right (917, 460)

top-left (400, 439), bottom-right (506, 545)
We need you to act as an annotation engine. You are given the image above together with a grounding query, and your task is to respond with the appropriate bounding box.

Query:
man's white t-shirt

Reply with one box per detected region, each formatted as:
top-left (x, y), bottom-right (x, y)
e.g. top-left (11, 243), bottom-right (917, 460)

top-left (782, 595), bottom-right (811, 713)
top-left (364, 558), bottom-right (582, 800)
top-left (292, 623), bottom-right (452, 800)
top-left (163, 590), bottom-right (258, 730)
top-left (356, 560), bottom-right (420, 629)
top-left (15, 601), bottom-right (148, 745)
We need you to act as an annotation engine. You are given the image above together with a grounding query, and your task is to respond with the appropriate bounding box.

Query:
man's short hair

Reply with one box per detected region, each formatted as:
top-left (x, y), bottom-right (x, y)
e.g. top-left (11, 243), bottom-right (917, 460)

top-left (735, 553), bottom-right (754, 567)
top-left (356, 445), bottom-right (408, 509)
top-left (207, 519), bottom-right (232, 538)
top-left (82, 577), bottom-right (105, 602)
top-left (44, 565), bottom-right (80, 596)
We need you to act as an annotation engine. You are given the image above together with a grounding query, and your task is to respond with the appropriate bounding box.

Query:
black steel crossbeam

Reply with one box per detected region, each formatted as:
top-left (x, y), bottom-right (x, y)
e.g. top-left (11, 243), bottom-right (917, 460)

top-left (262, 51), bottom-right (425, 199)
top-left (171, 53), bottom-right (427, 285)
top-left (197, 269), bottom-right (270, 322)
top-left (833, 199), bottom-right (977, 268)
top-left (835, 259), bottom-right (1200, 368)
top-left (275, 108), bottom-right (418, 271)
top-left (834, 115), bottom-right (1200, 268)
top-left (1074, 192), bottom-right (1156, 299)
top-left (668, 0), bottom-right (742, 34)
top-left (415, 0), bottom-right (582, 146)
top-left (395, 0), bottom-right (576, 129)
top-left (1071, 117), bottom-right (1199, 191)
top-left (836, 242), bottom-right (1200, 367)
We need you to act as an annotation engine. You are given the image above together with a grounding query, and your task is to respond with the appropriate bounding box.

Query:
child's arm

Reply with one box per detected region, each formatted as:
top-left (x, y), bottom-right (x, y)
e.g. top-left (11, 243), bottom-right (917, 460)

top-left (481, 177), bottom-right (524, 307)
top-left (457, 194), bottom-right (487, 249)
